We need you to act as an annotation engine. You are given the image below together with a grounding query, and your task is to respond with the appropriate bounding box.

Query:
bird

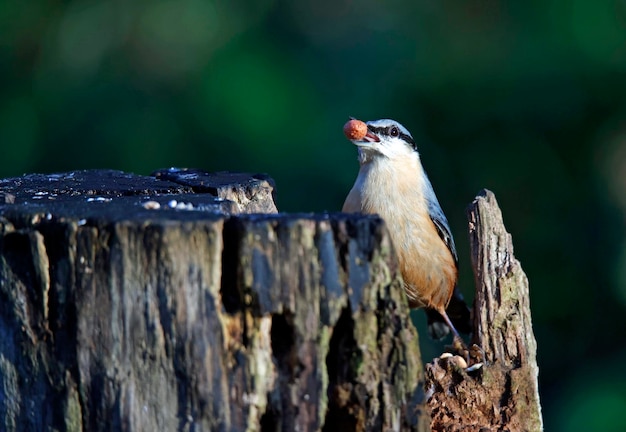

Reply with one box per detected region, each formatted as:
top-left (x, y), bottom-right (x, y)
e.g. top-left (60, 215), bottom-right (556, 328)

top-left (342, 118), bottom-right (471, 341)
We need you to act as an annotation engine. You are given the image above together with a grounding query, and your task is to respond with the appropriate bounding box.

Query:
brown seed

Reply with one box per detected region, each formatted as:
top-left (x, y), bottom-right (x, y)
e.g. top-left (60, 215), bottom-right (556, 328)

top-left (343, 119), bottom-right (368, 140)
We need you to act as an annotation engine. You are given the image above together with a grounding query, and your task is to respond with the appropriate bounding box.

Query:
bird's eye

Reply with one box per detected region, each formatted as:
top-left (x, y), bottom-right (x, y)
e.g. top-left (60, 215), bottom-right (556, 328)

top-left (389, 126), bottom-right (399, 137)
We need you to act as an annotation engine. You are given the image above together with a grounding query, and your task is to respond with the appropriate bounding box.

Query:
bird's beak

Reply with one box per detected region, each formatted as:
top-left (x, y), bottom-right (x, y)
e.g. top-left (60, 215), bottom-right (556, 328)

top-left (363, 129), bottom-right (380, 143)
top-left (345, 118), bottom-right (380, 145)
top-left (354, 129), bottom-right (380, 146)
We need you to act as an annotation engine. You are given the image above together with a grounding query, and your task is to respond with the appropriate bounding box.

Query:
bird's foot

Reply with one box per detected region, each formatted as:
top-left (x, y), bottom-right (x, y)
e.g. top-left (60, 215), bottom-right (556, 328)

top-left (468, 342), bottom-right (486, 367)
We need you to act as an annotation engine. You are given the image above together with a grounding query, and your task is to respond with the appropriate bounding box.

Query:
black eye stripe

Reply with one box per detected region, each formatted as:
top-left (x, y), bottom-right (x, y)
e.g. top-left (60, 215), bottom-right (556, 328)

top-left (400, 133), bottom-right (416, 148)
top-left (367, 125), bottom-right (417, 150)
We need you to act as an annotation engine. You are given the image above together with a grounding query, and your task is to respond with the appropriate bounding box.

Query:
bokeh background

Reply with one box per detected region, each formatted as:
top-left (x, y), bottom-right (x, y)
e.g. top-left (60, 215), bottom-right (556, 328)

top-left (2, 1), bottom-right (626, 429)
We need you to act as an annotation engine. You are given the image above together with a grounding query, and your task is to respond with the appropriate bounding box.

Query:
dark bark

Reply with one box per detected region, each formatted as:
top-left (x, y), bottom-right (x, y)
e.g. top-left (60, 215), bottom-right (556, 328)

top-left (0, 169), bottom-right (428, 432)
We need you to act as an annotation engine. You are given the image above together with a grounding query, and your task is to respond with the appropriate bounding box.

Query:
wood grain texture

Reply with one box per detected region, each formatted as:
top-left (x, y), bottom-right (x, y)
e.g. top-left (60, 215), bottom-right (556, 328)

top-left (425, 190), bottom-right (543, 432)
top-left (0, 169), bottom-right (428, 432)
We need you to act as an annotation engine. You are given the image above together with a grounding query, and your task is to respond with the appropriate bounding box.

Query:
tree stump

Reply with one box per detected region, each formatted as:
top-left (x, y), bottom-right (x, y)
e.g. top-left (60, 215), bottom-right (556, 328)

top-left (0, 169), bottom-right (428, 432)
top-left (425, 190), bottom-right (543, 431)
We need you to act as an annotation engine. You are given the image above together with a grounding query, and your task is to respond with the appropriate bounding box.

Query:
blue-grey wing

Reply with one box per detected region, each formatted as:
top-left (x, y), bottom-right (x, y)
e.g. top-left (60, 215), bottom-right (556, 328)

top-left (423, 172), bottom-right (458, 266)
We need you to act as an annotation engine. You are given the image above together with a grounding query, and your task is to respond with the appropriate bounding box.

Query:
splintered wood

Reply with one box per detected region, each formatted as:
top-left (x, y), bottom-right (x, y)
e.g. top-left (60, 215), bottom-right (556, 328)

top-left (426, 190), bottom-right (543, 432)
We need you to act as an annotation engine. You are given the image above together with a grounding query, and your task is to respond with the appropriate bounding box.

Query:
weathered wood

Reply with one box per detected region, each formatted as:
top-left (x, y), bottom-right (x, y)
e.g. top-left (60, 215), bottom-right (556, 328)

top-left (222, 215), bottom-right (427, 431)
top-left (425, 190), bottom-right (543, 431)
top-left (0, 170), bottom-right (428, 431)
top-left (152, 168), bottom-right (277, 214)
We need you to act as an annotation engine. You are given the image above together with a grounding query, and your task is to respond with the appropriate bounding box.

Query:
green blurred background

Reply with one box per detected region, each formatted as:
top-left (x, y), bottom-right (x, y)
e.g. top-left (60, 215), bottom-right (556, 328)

top-left (2, 0), bottom-right (626, 429)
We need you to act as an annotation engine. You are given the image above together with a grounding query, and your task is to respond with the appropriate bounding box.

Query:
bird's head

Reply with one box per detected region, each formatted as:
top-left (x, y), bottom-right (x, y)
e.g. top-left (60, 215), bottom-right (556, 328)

top-left (344, 118), bottom-right (417, 161)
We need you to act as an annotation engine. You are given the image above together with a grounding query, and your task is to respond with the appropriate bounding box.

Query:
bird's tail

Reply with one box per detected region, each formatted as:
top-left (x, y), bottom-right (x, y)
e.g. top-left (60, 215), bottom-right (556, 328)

top-left (426, 287), bottom-right (472, 340)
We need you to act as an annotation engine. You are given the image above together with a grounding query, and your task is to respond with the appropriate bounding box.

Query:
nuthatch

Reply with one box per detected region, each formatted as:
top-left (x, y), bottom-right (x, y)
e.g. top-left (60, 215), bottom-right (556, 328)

top-left (342, 118), bottom-right (471, 341)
